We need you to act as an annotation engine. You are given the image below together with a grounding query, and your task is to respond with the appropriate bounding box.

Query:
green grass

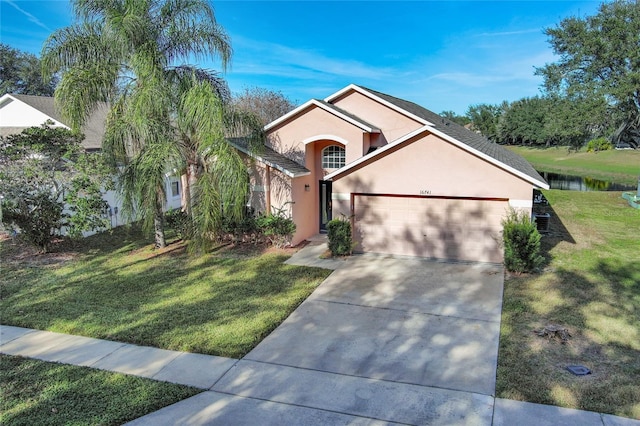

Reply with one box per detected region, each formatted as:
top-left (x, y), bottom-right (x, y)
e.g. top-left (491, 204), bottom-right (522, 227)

top-left (0, 354), bottom-right (201, 426)
top-left (497, 190), bottom-right (640, 419)
top-left (506, 145), bottom-right (640, 185)
top-left (0, 227), bottom-right (331, 358)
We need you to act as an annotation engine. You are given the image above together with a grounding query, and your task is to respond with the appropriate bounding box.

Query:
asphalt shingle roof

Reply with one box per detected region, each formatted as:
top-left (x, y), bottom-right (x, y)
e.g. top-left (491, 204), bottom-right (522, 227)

top-left (315, 100), bottom-right (381, 132)
top-left (229, 137), bottom-right (310, 178)
top-left (359, 86), bottom-right (547, 186)
top-left (9, 94), bottom-right (108, 151)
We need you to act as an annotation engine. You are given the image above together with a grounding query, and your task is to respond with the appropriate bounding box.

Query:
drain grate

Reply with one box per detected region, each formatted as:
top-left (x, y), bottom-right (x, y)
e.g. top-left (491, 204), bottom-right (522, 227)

top-left (566, 365), bottom-right (591, 375)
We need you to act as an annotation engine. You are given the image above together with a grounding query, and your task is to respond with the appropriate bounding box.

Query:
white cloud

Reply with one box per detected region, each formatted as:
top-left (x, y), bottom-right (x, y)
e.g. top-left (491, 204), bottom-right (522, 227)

top-left (3, 0), bottom-right (51, 31)
top-left (229, 36), bottom-right (396, 81)
top-left (476, 28), bottom-right (542, 37)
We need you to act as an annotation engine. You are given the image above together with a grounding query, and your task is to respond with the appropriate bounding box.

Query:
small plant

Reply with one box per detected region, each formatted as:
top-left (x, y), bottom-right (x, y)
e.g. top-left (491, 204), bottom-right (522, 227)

top-left (165, 208), bottom-right (191, 239)
top-left (585, 137), bottom-right (612, 152)
top-left (220, 213), bottom-right (261, 244)
top-left (502, 208), bottom-right (544, 274)
top-left (327, 217), bottom-right (352, 256)
top-left (257, 207), bottom-right (296, 248)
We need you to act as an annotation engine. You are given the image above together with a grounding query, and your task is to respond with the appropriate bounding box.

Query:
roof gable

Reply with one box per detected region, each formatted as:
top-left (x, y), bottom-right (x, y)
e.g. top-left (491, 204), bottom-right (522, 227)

top-left (264, 98), bottom-right (380, 133)
top-left (0, 94), bottom-right (107, 151)
top-left (323, 85), bottom-right (548, 189)
top-left (325, 84), bottom-right (435, 127)
top-left (11, 94), bottom-right (66, 124)
top-left (0, 94), bottom-right (67, 127)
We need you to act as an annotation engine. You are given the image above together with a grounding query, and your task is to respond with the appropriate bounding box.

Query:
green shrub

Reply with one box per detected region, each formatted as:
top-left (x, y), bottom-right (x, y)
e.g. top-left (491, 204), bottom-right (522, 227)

top-left (2, 191), bottom-right (64, 252)
top-left (221, 214), bottom-right (259, 235)
top-left (586, 137), bottom-right (613, 152)
top-left (257, 211), bottom-right (296, 248)
top-left (165, 209), bottom-right (191, 239)
top-left (327, 218), bottom-right (352, 256)
top-left (502, 208), bottom-right (544, 274)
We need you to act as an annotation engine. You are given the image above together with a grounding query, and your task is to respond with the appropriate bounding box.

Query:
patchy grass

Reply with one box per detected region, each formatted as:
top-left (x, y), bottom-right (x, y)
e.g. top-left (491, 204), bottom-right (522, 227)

top-left (506, 145), bottom-right (640, 185)
top-left (0, 354), bottom-right (201, 425)
top-left (497, 190), bottom-right (640, 419)
top-left (0, 226), bottom-right (331, 358)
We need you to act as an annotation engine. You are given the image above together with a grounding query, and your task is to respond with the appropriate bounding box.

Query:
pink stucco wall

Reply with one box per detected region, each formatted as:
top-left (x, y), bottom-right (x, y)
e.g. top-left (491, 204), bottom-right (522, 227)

top-left (244, 154), bottom-right (318, 247)
top-left (330, 132), bottom-right (533, 217)
top-left (266, 106), bottom-right (367, 166)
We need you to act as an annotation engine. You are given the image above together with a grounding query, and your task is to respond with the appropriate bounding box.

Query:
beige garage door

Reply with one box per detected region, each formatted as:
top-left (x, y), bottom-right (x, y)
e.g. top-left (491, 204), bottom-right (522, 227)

top-left (354, 195), bottom-right (508, 263)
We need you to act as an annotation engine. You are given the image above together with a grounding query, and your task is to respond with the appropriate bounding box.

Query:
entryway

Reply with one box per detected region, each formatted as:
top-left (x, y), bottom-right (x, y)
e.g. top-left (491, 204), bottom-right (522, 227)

top-left (318, 180), bottom-right (332, 232)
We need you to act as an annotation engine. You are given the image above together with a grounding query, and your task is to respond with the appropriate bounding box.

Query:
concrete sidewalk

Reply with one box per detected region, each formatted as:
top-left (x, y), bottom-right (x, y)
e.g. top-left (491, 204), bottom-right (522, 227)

top-left (0, 325), bottom-right (237, 389)
top-left (2, 327), bottom-right (639, 425)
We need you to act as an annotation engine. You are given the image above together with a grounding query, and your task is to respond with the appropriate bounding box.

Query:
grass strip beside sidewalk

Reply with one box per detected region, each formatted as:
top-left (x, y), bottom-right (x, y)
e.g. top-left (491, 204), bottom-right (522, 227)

top-left (1, 354), bottom-right (202, 425)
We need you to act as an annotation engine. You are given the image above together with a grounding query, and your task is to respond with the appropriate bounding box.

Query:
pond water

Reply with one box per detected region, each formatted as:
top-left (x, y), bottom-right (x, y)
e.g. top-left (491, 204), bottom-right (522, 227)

top-left (538, 171), bottom-right (638, 192)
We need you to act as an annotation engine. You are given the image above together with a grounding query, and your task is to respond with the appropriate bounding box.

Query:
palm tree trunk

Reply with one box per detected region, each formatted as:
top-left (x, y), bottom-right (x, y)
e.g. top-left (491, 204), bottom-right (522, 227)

top-left (154, 190), bottom-right (166, 248)
top-left (187, 161), bottom-right (198, 218)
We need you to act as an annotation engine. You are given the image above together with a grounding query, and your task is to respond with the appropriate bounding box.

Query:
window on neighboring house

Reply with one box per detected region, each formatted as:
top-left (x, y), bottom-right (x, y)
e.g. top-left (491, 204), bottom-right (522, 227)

top-left (171, 181), bottom-right (180, 197)
top-left (322, 145), bottom-right (345, 169)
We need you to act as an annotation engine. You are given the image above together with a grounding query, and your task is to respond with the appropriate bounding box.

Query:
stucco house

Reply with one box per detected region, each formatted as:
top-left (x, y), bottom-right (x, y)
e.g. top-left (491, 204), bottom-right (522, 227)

top-left (237, 84), bottom-right (549, 263)
top-left (0, 93), bottom-right (183, 222)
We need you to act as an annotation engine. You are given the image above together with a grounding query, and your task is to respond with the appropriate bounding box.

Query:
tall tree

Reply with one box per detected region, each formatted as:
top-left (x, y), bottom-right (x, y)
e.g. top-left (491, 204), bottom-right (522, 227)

top-left (466, 103), bottom-right (506, 142)
top-left (536, 0), bottom-right (640, 147)
top-left (498, 97), bottom-right (547, 146)
top-left (232, 87), bottom-right (297, 126)
top-left (0, 44), bottom-right (57, 95)
top-left (42, 0), bottom-right (249, 248)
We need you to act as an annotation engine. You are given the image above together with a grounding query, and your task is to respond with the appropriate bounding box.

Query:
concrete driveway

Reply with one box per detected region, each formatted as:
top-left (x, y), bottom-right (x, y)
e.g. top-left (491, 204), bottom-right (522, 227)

top-left (131, 255), bottom-right (505, 425)
top-left (240, 255), bottom-right (503, 395)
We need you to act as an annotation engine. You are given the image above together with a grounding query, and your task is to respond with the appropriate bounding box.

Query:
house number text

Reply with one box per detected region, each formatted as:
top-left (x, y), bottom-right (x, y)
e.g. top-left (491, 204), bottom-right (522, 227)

top-left (419, 190), bottom-right (431, 195)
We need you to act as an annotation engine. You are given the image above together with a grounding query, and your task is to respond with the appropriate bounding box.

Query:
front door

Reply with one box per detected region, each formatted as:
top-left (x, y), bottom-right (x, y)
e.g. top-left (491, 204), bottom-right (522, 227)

top-left (319, 180), bottom-right (332, 232)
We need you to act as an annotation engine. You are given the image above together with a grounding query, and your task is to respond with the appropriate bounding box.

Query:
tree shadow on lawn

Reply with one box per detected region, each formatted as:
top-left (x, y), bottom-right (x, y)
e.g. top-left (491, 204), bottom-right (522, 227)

top-left (498, 260), bottom-right (640, 419)
top-left (0, 229), bottom-right (331, 359)
top-left (534, 201), bottom-right (575, 268)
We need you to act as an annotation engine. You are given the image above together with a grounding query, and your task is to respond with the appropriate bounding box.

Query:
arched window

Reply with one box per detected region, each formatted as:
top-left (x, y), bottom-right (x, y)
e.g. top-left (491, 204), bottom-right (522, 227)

top-left (322, 145), bottom-right (345, 169)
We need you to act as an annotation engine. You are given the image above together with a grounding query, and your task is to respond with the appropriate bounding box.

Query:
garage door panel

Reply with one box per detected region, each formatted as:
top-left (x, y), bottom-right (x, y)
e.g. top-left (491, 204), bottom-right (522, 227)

top-left (354, 196), bottom-right (507, 263)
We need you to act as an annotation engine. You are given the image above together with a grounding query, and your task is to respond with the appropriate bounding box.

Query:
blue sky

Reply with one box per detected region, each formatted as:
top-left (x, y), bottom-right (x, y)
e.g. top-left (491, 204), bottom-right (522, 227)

top-left (1, 0), bottom-right (601, 114)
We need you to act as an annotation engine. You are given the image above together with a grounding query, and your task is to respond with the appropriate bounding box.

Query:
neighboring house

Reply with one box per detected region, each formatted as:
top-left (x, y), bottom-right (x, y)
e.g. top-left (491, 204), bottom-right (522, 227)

top-left (236, 84), bottom-right (549, 263)
top-left (0, 93), bottom-right (183, 227)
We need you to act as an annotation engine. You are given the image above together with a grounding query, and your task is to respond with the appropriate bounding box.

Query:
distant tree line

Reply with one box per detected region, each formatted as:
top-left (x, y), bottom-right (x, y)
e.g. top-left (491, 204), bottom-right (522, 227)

top-left (444, 0), bottom-right (639, 150)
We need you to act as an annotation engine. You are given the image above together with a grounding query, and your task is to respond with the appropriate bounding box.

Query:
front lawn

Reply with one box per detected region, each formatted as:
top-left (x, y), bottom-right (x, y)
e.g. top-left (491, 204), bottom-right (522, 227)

top-left (497, 190), bottom-right (640, 419)
top-left (0, 227), bottom-right (331, 358)
top-left (506, 145), bottom-right (640, 185)
top-left (0, 354), bottom-right (201, 426)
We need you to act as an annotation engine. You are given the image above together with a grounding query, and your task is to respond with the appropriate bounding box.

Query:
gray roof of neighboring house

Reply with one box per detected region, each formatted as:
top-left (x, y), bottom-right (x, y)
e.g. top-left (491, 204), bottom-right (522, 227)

top-left (229, 137), bottom-right (310, 178)
top-left (8, 94), bottom-right (108, 151)
top-left (359, 86), bottom-right (547, 186)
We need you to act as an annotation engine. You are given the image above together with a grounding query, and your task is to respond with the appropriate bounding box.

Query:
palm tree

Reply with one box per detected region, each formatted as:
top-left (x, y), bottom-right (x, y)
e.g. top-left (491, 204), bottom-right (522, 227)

top-left (171, 72), bottom-right (265, 247)
top-left (41, 0), bottom-right (242, 248)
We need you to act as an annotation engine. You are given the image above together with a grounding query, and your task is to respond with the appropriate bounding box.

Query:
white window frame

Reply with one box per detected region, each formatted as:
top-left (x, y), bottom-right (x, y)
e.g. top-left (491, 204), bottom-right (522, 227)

top-left (322, 145), bottom-right (345, 169)
top-left (170, 180), bottom-right (180, 198)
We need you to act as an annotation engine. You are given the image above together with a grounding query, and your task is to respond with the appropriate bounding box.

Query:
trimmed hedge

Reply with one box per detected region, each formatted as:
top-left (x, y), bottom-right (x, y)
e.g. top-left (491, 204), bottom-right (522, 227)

top-left (502, 208), bottom-right (544, 274)
top-left (327, 218), bottom-right (352, 256)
